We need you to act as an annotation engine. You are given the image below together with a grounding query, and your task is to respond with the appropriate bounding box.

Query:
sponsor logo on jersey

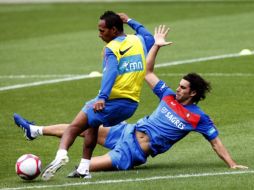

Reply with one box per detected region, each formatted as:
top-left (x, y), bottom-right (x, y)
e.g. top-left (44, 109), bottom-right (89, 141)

top-left (161, 106), bottom-right (186, 130)
top-left (118, 54), bottom-right (143, 74)
top-left (119, 46), bottom-right (132, 55)
top-left (162, 95), bottom-right (201, 128)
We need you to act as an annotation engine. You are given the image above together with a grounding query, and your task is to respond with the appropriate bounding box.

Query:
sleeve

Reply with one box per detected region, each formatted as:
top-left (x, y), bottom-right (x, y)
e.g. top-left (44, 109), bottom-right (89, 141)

top-left (127, 19), bottom-right (154, 52)
top-left (196, 114), bottom-right (219, 141)
top-left (98, 47), bottom-right (118, 101)
top-left (152, 80), bottom-right (175, 100)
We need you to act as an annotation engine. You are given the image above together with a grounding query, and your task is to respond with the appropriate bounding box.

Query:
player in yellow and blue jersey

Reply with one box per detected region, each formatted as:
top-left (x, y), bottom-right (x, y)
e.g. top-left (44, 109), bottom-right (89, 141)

top-left (27, 11), bottom-right (154, 180)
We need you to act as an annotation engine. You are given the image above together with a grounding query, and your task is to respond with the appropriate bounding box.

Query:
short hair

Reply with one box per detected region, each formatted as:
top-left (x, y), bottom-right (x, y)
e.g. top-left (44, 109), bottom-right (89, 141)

top-left (183, 73), bottom-right (211, 104)
top-left (100, 11), bottom-right (123, 32)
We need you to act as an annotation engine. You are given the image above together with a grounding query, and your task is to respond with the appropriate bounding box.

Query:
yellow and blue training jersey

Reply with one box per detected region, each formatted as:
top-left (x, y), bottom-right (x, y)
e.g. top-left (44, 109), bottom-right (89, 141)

top-left (106, 34), bottom-right (146, 102)
top-left (98, 19), bottom-right (154, 102)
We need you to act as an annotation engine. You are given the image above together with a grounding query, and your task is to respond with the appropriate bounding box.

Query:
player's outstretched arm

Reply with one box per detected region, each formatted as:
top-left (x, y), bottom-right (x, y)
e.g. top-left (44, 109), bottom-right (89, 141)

top-left (209, 137), bottom-right (248, 169)
top-left (118, 12), bottom-right (154, 51)
top-left (145, 25), bottom-right (172, 89)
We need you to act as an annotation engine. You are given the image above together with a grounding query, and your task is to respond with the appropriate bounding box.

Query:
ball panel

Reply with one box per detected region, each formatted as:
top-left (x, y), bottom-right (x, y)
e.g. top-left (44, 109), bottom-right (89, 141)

top-left (16, 154), bottom-right (28, 163)
top-left (19, 158), bottom-right (37, 176)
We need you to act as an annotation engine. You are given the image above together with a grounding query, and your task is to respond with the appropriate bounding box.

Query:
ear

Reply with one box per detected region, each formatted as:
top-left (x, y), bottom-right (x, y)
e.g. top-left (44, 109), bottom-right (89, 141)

top-left (111, 26), bottom-right (118, 35)
top-left (190, 90), bottom-right (197, 98)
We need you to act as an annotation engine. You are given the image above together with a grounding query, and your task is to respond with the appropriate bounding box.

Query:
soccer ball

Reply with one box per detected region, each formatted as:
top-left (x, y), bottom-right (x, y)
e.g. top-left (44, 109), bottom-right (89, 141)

top-left (15, 154), bottom-right (42, 180)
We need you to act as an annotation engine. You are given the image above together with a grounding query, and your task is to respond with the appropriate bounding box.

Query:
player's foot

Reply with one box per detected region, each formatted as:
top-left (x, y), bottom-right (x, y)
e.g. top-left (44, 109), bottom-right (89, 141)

top-left (67, 168), bottom-right (92, 179)
top-left (41, 155), bottom-right (69, 181)
top-left (13, 113), bottom-right (35, 140)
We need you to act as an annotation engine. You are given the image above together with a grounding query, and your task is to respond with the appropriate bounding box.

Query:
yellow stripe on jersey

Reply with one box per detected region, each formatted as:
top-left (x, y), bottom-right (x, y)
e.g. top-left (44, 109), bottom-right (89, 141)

top-left (106, 35), bottom-right (146, 102)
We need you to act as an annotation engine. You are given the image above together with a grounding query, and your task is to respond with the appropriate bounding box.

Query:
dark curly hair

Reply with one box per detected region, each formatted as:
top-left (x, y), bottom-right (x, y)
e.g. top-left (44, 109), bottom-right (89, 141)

top-left (183, 73), bottom-right (211, 104)
top-left (100, 11), bottom-right (123, 32)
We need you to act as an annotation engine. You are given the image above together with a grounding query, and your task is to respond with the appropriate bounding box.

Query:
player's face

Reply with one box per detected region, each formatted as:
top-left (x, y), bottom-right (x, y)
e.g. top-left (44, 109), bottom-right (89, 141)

top-left (176, 79), bottom-right (196, 105)
top-left (98, 20), bottom-right (116, 43)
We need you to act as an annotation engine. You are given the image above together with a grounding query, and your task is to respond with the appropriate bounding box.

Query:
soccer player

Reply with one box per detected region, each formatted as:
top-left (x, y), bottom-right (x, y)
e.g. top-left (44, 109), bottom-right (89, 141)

top-left (14, 25), bottom-right (248, 176)
top-left (25, 11), bottom-right (154, 180)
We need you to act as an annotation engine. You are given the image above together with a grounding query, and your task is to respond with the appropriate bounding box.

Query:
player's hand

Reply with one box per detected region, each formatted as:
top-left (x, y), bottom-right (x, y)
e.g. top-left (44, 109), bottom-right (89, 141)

top-left (154, 25), bottom-right (173, 47)
top-left (230, 165), bottom-right (248, 169)
top-left (93, 99), bottom-right (105, 112)
top-left (117, 13), bottom-right (129, 23)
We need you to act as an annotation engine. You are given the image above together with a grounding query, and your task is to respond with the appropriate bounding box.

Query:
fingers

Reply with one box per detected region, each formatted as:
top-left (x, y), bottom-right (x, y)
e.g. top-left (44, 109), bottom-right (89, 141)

top-left (155, 25), bottom-right (170, 36)
top-left (154, 27), bottom-right (158, 36)
top-left (93, 100), bottom-right (105, 112)
top-left (164, 41), bottom-right (173, 46)
top-left (158, 25), bottom-right (165, 33)
top-left (154, 24), bottom-right (172, 47)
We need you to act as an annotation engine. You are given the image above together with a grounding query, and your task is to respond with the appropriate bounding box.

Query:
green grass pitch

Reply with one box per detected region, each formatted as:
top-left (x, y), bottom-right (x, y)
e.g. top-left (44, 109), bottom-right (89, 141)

top-left (0, 1), bottom-right (254, 189)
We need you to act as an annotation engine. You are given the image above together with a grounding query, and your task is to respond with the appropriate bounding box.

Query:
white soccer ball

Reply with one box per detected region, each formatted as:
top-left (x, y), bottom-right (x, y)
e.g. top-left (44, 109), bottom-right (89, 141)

top-left (15, 154), bottom-right (42, 180)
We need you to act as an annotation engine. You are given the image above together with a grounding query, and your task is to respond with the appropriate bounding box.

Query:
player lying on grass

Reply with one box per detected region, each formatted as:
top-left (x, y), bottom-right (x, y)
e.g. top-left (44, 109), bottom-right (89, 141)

top-left (14, 25), bottom-right (248, 178)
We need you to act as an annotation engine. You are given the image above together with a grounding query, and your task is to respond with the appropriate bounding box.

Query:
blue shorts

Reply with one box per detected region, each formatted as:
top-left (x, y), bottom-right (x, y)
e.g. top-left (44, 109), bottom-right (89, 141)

top-left (82, 98), bottom-right (138, 128)
top-left (104, 121), bottom-right (127, 150)
top-left (108, 123), bottom-right (147, 170)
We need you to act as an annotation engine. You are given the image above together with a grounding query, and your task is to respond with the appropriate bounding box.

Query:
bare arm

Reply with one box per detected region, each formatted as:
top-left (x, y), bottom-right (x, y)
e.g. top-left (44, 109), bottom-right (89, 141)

top-left (145, 25), bottom-right (173, 89)
top-left (210, 137), bottom-right (248, 169)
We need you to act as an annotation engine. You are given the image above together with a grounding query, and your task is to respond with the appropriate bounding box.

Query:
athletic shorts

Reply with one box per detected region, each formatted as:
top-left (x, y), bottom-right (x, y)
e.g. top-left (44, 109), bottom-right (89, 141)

top-left (82, 98), bottom-right (138, 128)
top-left (108, 123), bottom-right (148, 170)
top-left (104, 121), bottom-right (128, 150)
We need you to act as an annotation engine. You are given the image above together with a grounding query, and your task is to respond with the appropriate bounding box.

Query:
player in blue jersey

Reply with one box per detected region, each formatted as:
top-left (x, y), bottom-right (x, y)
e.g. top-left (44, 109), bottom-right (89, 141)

top-left (14, 11), bottom-right (154, 180)
top-left (76, 25), bottom-right (247, 171)
top-left (14, 25), bottom-right (247, 177)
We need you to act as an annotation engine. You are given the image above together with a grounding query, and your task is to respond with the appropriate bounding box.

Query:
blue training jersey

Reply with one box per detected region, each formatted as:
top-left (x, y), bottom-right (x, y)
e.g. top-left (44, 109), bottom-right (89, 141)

top-left (135, 80), bottom-right (219, 157)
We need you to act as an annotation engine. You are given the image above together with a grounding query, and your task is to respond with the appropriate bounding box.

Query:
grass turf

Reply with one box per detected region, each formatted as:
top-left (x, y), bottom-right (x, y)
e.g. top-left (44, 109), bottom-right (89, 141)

top-left (0, 1), bottom-right (254, 189)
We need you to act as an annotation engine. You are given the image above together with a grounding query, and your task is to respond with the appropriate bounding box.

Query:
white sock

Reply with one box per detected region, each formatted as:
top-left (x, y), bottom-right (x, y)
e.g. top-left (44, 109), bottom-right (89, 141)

top-left (56, 149), bottom-right (68, 159)
top-left (77, 159), bottom-right (90, 175)
top-left (30, 125), bottom-right (43, 138)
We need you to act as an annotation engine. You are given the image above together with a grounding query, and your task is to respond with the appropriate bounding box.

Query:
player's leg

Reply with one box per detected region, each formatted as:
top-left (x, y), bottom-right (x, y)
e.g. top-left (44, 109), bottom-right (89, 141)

top-left (73, 99), bottom-right (108, 178)
top-left (67, 153), bottom-right (113, 178)
top-left (73, 127), bottom-right (99, 179)
top-left (59, 111), bottom-right (88, 150)
top-left (83, 127), bottom-right (98, 161)
top-left (13, 113), bottom-right (43, 140)
top-left (41, 111), bottom-right (88, 181)
top-left (43, 125), bottom-right (110, 146)
top-left (14, 113), bottom-right (70, 139)
top-left (13, 113), bottom-right (110, 147)
top-left (41, 124), bottom-right (68, 137)
top-left (90, 153), bottom-right (113, 171)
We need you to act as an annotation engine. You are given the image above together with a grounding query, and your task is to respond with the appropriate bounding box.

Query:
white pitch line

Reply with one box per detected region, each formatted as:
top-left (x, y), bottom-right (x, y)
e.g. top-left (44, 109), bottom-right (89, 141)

top-left (0, 75), bottom-right (98, 92)
top-left (158, 73), bottom-right (254, 77)
top-left (155, 51), bottom-right (254, 68)
top-left (0, 51), bottom-right (253, 92)
top-left (1, 170), bottom-right (254, 190)
top-left (0, 75), bottom-right (84, 79)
